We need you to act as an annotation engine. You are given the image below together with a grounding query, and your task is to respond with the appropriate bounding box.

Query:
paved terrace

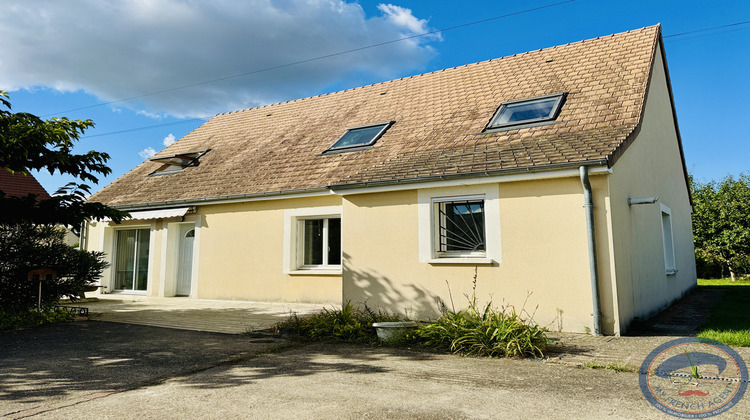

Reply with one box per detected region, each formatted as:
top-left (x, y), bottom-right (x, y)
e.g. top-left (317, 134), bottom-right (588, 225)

top-left (65, 294), bottom-right (335, 334)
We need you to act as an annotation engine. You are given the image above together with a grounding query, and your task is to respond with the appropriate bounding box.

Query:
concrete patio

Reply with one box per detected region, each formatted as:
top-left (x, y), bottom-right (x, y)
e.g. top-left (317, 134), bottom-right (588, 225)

top-left (63, 294), bottom-right (335, 334)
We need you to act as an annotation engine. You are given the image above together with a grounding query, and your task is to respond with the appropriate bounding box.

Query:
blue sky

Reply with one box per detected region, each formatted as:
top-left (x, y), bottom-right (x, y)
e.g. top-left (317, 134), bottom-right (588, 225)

top-left (3, 0), bottom-right (748, 194)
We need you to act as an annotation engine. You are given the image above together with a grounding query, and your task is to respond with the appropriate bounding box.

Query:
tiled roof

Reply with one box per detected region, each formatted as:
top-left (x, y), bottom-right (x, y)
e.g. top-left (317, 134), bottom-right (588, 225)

top-left (0, 169), bottom-right (51, 200)
top-left (91, 25), bottom-right (660, 207)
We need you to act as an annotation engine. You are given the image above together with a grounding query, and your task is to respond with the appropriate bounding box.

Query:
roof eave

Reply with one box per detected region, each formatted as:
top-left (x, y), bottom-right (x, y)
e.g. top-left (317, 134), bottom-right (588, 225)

top-left (109, 187), bottom-right (333, 210)
top-left (328, 159), bottom-right (610, 191)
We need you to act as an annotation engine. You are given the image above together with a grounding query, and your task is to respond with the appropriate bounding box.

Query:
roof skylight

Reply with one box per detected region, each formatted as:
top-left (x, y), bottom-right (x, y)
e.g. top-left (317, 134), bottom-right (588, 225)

top-left (149, 149), bottom-right (211, 176)
top-left (486, 93), bottom-right (566, 130)
top-left (325, 122), bottom-right (392, 153)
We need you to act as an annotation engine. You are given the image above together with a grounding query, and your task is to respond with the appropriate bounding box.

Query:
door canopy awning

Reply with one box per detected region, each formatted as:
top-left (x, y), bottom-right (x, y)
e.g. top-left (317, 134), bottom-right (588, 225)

top-left (125, 207), bottom-right (191, 221)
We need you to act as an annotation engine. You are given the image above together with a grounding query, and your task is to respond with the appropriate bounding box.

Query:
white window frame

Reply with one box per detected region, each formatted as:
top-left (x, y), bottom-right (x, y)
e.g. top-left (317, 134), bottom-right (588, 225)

top-left (660, 204), bottom-right (677, 275)
top-left (418, 185), bottom-right (501, 264)
top-left (283, 206), bottom-right (343, 275)
top-left (297, 217), bottom-right (341, 269)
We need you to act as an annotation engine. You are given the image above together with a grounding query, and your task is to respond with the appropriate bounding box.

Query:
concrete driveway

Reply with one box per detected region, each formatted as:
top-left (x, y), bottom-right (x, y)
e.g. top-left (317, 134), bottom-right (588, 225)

top-left (1, 321), bottom-right (287, 419)
top-left (5, 288), bottom-right (748, 418)
top-left (4, 322), bottom-right (750, 419)
top-left (70, 294), bottom-right (333, 334)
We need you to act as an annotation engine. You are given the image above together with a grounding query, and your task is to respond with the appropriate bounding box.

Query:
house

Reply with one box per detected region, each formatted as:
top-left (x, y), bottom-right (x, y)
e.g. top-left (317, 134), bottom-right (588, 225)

top-left (0, 170), bottom-right (81, 246)
top-left (0, 169), bottom-right (51, 200)
top-left (83, 25), bottom-right (696, 335)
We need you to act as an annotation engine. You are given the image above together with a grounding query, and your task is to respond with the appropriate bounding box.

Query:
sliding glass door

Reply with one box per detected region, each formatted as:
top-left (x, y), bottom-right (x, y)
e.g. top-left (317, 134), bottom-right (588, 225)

top-left (114, 229), bottom-right (150, 292)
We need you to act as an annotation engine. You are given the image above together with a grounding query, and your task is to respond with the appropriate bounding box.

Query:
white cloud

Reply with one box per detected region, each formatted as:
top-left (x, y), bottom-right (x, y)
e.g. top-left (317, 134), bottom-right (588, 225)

top-left (136, 110), bottom-right (167, 120)
top-left (377, 4), bottom-right (438, 38)
top-left (163, 134), bottom-right (176, 147)
top-left (1, 1), bottom-right (439, 118)
top-left (138, 147), bottom-right (157, 160)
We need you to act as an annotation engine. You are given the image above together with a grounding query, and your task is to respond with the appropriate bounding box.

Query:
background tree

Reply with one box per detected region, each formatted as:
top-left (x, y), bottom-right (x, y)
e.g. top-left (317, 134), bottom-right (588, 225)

top-left (692, 174), bottom-right (750, 281)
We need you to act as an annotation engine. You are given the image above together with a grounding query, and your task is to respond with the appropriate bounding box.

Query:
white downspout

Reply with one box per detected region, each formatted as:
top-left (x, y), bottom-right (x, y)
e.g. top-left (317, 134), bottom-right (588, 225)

top-left (580, 166), bottom-right (602, 335)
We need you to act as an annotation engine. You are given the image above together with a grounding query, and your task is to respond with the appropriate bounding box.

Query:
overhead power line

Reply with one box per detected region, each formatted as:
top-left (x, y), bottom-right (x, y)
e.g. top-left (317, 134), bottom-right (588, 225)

top-left (71, 12), bottom-right (750, 140)
top-left (82, 118), bottom-right (207, 139)
top-left (45, 0), bottom-right (577, 117)
top-left (663, 20), bottom-right (750, 38)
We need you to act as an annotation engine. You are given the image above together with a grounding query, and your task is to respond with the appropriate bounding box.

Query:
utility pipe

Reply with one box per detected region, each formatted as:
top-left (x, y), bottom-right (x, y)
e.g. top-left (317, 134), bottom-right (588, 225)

top-left (580, 166), bottom-right (602, 336)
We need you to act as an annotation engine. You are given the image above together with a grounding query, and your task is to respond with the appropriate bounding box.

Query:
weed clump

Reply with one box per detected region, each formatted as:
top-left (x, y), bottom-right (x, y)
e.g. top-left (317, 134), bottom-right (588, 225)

top-left (415, 302), bottom-right (547, 358)
top-left (277, 301), bottom-right (400, 345)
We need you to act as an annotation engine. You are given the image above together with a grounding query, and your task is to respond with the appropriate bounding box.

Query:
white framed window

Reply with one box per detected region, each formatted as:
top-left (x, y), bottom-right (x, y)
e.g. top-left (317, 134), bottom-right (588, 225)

top-left (660, 204), bottom-right (677, 275)
top-left (418, 185), bottom-right (501, 264)
top-left (112, 227), bottom-right (151, 292)
top-left (283, 206), bottom-right (343, 275)
top-left (298, 217), bottom-right (341, 268)
top-left (433, 196), bottom-right (486, 258)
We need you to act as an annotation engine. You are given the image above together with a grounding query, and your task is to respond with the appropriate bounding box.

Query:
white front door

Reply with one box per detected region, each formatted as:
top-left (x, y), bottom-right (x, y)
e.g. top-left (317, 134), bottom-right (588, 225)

top-left (176, 225), bottom-right (194, 296)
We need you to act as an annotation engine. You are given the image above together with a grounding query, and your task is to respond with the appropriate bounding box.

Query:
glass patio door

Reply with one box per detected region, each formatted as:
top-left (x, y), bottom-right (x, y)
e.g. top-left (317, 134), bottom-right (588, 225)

top-left (114, 229), bottom-right (150, 291)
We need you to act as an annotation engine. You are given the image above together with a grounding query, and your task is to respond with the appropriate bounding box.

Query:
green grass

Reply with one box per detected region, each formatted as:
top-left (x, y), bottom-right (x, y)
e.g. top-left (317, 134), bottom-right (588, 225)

top-left (697, 277), bottom-right (750, 287)
top-left (696, 277), bottom-right (750, 346)
top-left (583, 360), bottom-right (637, 373)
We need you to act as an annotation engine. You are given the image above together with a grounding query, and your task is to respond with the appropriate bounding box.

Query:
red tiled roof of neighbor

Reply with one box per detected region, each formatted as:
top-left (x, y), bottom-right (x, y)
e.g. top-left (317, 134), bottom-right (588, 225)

top-left (91, 25), bottom-right (661, 207)
top-left (0, 169), bottom-right (51, 200)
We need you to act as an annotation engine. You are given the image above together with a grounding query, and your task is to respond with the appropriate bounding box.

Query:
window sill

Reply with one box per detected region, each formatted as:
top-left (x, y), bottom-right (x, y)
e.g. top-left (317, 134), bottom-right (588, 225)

top-left (287, 269), bottom-right (342, 276)
top-left (666, 269), bottom-right (678, 276)
top-left (426, 258), bottom-right (495, 265)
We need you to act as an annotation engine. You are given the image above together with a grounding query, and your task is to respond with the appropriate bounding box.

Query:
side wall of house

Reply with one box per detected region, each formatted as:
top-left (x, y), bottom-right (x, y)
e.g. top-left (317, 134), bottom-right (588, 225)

top-left (607, 43), bottom-right (697, 333)
top-left (84, 195), bottom-right (343, 304)
top-left (341, 175), bottom-right (614, 334)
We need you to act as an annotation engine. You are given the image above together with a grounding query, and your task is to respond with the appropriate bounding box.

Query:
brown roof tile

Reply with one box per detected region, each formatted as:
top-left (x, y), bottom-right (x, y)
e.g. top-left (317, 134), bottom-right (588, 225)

top-left (91, 26), bottom-right (660, 207)
top-left (0, 169), bottom-right (51, 200)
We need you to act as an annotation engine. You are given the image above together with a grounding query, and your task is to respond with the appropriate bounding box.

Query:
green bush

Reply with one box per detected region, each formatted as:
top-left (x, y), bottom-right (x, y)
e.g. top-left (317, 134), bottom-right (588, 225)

top-left (277, 301), bottom-right (401, 344)
top-left (0, 308), bottom-right (76, 330)
top-left (0, 223), bottom-right (108, 312)
top-left (416, 302), bottom-right (548, 358)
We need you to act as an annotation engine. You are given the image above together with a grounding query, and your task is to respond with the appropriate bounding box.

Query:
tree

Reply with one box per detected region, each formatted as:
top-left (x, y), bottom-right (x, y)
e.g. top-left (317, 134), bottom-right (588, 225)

top-left (0, 90), bottom-right (126, 228)
top-left (692, 174), bottom-right (750, 281)
top-left (0, 90), bottom-right (124, 312)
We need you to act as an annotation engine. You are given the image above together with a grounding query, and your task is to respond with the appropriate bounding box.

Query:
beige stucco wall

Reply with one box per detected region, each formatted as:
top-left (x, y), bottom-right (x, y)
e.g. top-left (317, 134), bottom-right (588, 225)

top-left (606, 42), bottom-right (697, 333)
top-left (342, 176), bottom-right (613, 334)
top-left (196, 195), bottom-right (341, 303)
top-left (85, 195), bottom-right (343, 304)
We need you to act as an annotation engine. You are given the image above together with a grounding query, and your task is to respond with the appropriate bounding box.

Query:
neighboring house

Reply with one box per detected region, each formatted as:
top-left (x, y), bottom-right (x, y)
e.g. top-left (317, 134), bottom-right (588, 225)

top-left (84, 25), bottom-right (696, 335)
top-left (0, 169), bottom-right (51, 201)
top-left (0, 169), bottom-right (80, 246)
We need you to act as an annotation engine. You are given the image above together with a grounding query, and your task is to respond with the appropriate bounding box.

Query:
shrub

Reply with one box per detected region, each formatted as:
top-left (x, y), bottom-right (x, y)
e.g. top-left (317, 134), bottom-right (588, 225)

top-left (0, 307), bottom-right (76, 330)
top-left (277, 301), bottom-right (401, 344)
top-left (0, 223), bottom-right (108, 312)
